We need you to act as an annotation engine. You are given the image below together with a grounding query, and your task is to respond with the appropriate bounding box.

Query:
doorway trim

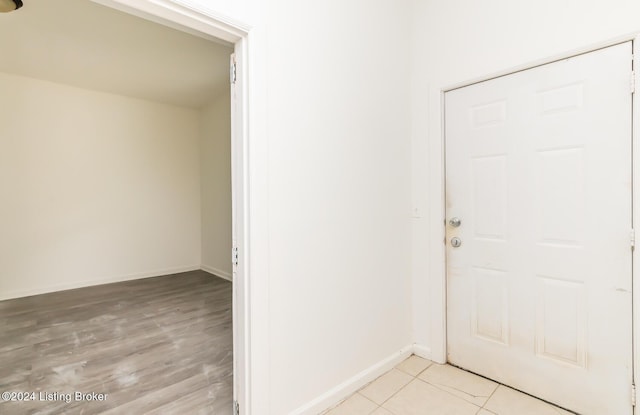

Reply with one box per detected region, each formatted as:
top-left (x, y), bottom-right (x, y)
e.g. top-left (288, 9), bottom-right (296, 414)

top-left (90, 1), bottom-right (259, 413)
top-left (428, 33), bottom-right (640, 411)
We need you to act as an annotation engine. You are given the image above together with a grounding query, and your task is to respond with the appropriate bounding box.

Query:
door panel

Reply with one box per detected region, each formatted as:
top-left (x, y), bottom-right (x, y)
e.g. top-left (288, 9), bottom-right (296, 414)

top-left (445, 42), bottom-right (633, 415)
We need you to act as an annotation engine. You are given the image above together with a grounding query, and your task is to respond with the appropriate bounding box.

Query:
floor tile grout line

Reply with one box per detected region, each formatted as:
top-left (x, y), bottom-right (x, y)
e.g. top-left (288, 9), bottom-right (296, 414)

top-left (371, 370), bottom-right (414, 408)
top-left (366, 400), bottom-right (395, 415)
top-left (340, 358), bottom-right (574, 415)
top-left (481, 383), bottom-right (577, 415)
top-left (336, 358), bottom-right (492, 414)
top-left (413, 361), bottom-right (434, 378)
top-left (373, 360), bottom-right (433, 414)
top-left (417, 363), bottom-right (501, 407)
top-left (395, 357), bottom-right (433, 378)
top-left (356, 391), bottom-right (381, 409)
top-left (481, 382), bottom-right (500, 410)
top-left (320, 391), bottom-right (386, 415)
top-left (445, 362), bottom-right (575, 413)
top-left (412, 374), bottom-right (484, 410)
top-left (374, 404), bottom-right (398, 415)
top-left (477, 405), bottom-right (498, 415)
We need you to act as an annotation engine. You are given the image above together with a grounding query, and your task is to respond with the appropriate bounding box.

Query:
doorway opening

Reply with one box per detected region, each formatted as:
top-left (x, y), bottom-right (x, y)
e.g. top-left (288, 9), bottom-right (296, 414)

top-left (0, 0), bottom-right (249, 413)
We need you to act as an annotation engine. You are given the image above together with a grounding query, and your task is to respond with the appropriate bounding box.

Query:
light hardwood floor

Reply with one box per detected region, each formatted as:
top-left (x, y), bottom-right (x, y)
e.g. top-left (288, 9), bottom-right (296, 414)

top-left (0, 270), bottom-right (233, 415)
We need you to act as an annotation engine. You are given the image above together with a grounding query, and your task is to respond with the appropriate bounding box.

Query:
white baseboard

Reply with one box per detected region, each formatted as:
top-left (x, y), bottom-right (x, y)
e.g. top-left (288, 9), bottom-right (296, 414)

top-left (412, 343), bottom-right (432, 361)
top-left (0, 265), bottom-right (201, 301)
top-left (291, 344), bottom-right (414, 415)
top-left (200, 264), bottom-right (232, 281)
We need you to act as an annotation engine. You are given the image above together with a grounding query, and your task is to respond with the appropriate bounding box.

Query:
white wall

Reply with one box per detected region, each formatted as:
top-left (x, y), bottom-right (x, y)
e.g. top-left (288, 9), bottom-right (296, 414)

top-left (409, 0), bottom-right (640, 357)
top-left (200, 90), bottom-right (232, 279)
top-left (266, 1), bottom-right (413, 413)
top-left (0, 71), bottom-right (202, 300)
top-left (185, 0), bottom-right (414, 413)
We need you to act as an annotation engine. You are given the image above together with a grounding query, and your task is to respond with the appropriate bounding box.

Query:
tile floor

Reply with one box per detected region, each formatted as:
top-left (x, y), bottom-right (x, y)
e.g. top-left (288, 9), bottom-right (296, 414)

top-left (322, 355), bottom-right (574, 415)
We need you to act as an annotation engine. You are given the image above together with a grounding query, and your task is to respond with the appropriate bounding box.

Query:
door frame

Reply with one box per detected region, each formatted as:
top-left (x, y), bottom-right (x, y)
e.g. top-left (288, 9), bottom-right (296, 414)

top-left (428, 33), bottom-right (640, 410)
top-left (90, 1), bottom-right (262, 413)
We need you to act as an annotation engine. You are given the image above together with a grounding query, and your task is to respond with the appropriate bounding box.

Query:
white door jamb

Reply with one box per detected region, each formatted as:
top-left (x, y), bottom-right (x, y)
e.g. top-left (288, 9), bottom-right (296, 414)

top-left (631, 34), bottom-right (639, 415)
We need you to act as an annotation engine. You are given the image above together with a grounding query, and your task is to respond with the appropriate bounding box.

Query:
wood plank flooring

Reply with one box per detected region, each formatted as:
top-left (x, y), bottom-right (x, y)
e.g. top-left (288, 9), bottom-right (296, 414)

top-left (0, 270), bottom-right (233, 415)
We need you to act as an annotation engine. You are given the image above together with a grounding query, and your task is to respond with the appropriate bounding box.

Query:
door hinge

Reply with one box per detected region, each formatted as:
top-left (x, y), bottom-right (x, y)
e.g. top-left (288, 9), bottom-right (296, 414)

top-left (631, 229), bottom-right (636, 250)
top-left (632, 383), bottom-right (636, 406)
top-left (232, 246), bottom-right (239, 271)
top-left (230, 55), bottom-right (237, 85)
top-left (631, 71), bottom-right (636, 94)
top-left (234, 400), bottom-right (240, 415)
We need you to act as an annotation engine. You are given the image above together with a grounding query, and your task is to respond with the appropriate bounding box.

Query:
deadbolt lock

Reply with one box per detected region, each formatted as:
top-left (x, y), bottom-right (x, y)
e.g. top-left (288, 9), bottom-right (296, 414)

top-left (451, 237), bottom-right (462, 248)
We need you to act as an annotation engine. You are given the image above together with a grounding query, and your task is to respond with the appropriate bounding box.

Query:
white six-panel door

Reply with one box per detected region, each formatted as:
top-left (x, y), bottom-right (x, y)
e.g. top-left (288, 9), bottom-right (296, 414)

top-left (445, 42), bottom-right (633, 415)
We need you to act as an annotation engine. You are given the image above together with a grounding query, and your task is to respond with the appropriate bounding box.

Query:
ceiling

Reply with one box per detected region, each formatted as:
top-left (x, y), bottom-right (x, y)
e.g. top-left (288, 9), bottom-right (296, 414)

top-left (0, 0), bottom-right (233, 108)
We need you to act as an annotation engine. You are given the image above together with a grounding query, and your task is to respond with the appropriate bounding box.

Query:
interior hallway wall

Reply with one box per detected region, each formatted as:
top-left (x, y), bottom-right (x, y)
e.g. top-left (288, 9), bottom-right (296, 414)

top-left (200, 89), bottom-right (232, 279)
top-left (189, 0), bottom-right (412, 415)
top-left (264, 1), bottom-right (413, 413)
top-left (177, 0), bottom-right (415, 413)
top-left (409, 0), bottom-right (640, 355)
top-left (0, 71), bottom-right (202, 300)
